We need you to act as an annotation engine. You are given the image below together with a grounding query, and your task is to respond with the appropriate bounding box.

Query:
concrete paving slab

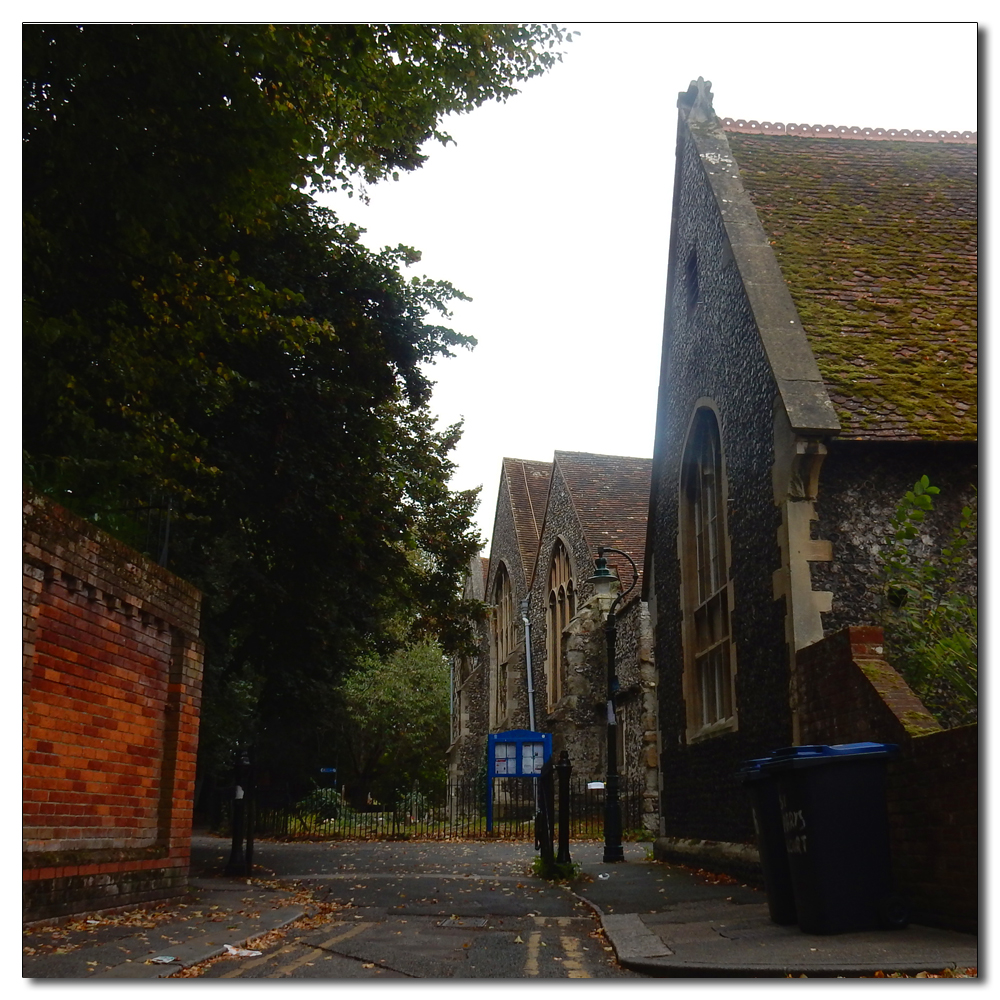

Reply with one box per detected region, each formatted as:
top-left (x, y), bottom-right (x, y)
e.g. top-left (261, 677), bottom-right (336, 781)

top-left (602, 914), bottom-right (673, 959)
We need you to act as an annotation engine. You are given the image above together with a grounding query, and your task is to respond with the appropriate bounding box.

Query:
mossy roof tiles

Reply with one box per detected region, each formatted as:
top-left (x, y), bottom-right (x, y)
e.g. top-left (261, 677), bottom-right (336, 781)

top-left (724, 132), bottom-right (977, 441)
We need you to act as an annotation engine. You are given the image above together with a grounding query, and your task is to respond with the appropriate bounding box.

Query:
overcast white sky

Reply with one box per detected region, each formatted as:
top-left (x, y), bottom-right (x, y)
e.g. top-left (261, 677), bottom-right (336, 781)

top-left (314, 19), bottom-right (980, 547)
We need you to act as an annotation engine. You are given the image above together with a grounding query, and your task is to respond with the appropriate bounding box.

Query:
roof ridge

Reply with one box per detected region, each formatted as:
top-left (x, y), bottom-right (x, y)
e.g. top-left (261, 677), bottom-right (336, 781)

top-left (722, 118), bottom-right (976, 144)
top-left (520, 461), bottom-right (540, 540)
top-left (553, 449), bottom-right (652, 462)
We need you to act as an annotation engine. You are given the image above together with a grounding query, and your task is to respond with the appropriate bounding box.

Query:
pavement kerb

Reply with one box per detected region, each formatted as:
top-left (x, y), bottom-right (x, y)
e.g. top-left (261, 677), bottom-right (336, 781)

top-left (565, 882), bottom-right (977, 979)
top-left (89, 881), bottom-right (307, 979)
top-left (91, 905), bottom-right (306, 978)
top-left (592, 956), bottom-right (975, 979)
top-left (565, 885), bottom-right (670, 971)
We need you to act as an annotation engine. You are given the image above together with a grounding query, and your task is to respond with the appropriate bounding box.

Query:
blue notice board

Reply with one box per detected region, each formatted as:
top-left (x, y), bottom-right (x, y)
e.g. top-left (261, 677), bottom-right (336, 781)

top-left (486, 730), bottom-right (552, 831)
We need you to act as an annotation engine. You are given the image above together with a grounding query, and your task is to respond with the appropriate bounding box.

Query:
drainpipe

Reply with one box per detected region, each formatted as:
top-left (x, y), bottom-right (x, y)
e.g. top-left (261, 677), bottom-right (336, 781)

top-left (521, 598), bottom-right (536, 731)
top-left (449, 658), bottom-right (455, 736)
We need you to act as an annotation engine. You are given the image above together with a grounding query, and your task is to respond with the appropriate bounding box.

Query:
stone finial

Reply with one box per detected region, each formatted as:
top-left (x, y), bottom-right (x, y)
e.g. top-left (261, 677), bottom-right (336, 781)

top-left (679, 77), bottom-right (714, 122)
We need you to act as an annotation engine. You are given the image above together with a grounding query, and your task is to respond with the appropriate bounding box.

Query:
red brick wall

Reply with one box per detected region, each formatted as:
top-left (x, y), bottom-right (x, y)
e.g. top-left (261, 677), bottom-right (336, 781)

top-left (795, 627), bottom-right (977, 932)
top-left (795, 625), bottom-right (941, 745)
top-left (886, 725), bottom-right (977, 933)
top-left (23, 492), bottom-right (204, 921)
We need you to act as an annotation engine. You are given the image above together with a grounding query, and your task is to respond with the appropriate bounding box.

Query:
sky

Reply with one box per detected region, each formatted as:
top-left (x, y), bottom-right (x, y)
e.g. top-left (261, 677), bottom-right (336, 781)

top-left (314, 19), bottom-right (980, 548)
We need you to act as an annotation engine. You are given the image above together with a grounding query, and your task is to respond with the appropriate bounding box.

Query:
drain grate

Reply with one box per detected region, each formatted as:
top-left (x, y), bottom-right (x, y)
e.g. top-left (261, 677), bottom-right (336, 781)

top-left (437, 917), bottom-right (488, 928)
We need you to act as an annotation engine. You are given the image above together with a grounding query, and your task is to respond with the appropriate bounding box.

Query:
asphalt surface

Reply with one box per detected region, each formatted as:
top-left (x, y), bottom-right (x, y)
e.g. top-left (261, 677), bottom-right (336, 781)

top-left (23, 834), bottom-right (978, 979)
top-left (23, 836), bottom-right (638, 980)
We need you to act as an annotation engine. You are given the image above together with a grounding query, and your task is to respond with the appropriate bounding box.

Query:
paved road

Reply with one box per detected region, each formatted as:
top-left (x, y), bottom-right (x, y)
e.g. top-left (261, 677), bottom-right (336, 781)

top-left (187, 836), bottom-right (641, 978)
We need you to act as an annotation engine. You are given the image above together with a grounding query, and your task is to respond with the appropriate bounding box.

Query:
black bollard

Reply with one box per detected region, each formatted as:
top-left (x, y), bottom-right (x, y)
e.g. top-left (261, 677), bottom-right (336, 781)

top-left (536, 757), bottom-right (555, 872)
top-left (556, 751), bottom-right (572, 864)
top-left (243, 747), bottom-right (255, 877)
top-left (225, 748), bottom-right (250, 875)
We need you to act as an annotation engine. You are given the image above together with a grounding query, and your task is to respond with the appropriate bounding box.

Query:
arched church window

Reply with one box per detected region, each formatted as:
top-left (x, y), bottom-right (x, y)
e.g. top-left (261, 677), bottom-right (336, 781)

top-left (680, 407), bottom-right (736, 735)
top-left (546, 540), bottom-right (575, 711)
top-left (492, 564), bottom-right (513, 725)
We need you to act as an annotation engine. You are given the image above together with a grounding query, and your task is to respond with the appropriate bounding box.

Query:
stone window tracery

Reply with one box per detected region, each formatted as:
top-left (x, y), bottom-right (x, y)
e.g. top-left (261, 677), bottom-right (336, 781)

top-left (546, 540), bottom-right (575, 711)
top-left (492, 565), bottom-right (513, 726)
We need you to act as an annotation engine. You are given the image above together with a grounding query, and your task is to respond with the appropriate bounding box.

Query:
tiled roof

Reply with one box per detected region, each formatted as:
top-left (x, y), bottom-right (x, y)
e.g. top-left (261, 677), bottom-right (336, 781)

top-left (554, 451), bottom-right (652, 596)
top-left (502, 458), bottom-right (552, 585)
top-left (725, 131), bottom-right (977, 441)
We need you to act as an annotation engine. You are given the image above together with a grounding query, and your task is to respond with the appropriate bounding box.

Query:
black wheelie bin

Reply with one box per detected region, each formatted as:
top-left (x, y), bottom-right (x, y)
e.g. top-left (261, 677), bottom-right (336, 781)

top-left (738, 757), bottom-right (797, 924)
top-left (763, 742), bottom-right (907, 935)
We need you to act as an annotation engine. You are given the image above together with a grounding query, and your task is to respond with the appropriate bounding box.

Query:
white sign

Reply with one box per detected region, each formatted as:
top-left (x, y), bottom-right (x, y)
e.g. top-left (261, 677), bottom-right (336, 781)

top-left (521, 742), bottom-right (545, 775)
top-left (494, 743), bottom-right (516, 775)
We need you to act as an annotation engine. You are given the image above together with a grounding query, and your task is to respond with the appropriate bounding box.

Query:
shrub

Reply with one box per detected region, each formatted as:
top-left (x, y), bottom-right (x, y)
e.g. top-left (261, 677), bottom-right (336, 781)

top-left (296, 786), bottom-right (347, 821)
top-left (879, 476), bottom-right (977, 727)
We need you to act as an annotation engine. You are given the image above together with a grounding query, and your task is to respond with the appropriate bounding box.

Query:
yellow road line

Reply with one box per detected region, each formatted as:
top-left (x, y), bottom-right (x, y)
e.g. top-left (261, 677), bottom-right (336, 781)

top-left (524, 930), bottom-right (541, 976)
top-left (560, 934), bottom-right (591, 979)
top-left (220, 940), bottom-right (299, 978)
top-left (267, 923), bottom-right (371, 978)
top-left (218, 922), bottom-right (370, 979)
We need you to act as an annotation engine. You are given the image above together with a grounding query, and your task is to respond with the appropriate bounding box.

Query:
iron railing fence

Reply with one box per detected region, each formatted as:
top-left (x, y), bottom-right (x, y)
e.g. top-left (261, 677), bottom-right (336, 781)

top-left (23, 470), bottom-right (178, 567)
top-left (219, 776), bottom-right (645, 842)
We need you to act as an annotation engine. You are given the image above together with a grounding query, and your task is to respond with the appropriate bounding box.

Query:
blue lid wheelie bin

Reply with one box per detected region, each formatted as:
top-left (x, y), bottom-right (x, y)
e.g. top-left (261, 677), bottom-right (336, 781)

top-left (738, 757), bottom-right (797, 925)
top-left (762, 743), bottom-right (906, 935)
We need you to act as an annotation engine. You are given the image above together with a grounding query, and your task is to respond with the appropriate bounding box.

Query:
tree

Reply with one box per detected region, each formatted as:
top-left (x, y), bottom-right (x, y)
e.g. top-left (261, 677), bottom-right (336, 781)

top-left (23, 24), bottom-right (570, 789)
top-left (24, 23), bottom-right (574, 502)
top-left (334, 639), bottom-right (452, 809)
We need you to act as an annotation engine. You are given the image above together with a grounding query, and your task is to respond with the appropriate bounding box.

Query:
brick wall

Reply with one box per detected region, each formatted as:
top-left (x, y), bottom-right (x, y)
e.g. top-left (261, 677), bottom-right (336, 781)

top-left (795, 626), bottom-right (977, 932)
top-left (23, 492), bottom-right (204, 921)
top-left (886, 725), bottom-right (977, 933)
top-left (795, 626), bottom-right (940, 744)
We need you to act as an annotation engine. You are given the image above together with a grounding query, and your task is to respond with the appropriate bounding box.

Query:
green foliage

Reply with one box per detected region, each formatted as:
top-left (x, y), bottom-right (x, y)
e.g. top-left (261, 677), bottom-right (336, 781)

top-left (295, 785), bottom-right (351, 821)
top-left (531, 856), bottom-right (581, 881)
top-left (23, 24), bottom-right (564, 789)
top-left (196, 668), bottom-right (265, 784)
top-left (397, 789), bottom-right (433, 822)
top-left (334, 638), bottom-right (452, 808)
top-left (624, 827), bottom-right (656, 842)
top-left (879, 476), bottom-right (977, 727)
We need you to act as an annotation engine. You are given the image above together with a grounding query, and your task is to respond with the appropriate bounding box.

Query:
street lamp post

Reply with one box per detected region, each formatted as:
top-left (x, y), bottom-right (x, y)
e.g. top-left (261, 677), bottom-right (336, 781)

top-left (588, 546), bottom-right (638, 864)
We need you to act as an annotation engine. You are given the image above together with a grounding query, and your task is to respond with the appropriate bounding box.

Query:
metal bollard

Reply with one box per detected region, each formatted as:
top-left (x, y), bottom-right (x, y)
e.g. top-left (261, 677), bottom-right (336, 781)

top-left (244, 747), bottom-right (256, 877)
top-left (556, 751), bottom-right (572, 864)
top-left (536, 757), bottom-right (555, 870)
top-left (225, 748), bottom-right (250, 875)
